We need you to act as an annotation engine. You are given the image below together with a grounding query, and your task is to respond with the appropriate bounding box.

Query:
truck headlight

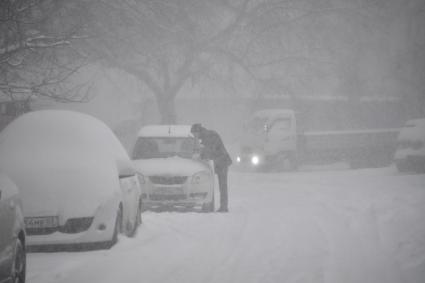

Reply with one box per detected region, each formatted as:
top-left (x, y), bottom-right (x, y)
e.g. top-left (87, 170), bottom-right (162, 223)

top-left (251, 155), bottom-right (260, 165)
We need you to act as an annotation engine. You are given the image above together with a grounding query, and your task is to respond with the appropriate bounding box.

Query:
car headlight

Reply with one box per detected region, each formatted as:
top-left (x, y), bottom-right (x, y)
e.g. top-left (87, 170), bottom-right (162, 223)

top-left (251, 155), bottom-right (260, 165)
top-left (192, 171), bottom-right (210, 184)
top-left (236, 156), bottom-right (241, 163)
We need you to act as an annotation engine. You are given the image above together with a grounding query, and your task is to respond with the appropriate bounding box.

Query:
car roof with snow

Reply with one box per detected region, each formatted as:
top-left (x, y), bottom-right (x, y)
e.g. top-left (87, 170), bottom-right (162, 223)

top-left (137, 125), bottom-right (194, 138)
top-left (0, 110), bottom-right (129, 160)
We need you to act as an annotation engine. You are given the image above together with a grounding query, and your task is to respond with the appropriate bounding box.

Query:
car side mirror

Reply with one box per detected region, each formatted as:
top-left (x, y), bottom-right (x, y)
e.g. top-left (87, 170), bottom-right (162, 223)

top-left (116, 159), bottom-right (136, 179)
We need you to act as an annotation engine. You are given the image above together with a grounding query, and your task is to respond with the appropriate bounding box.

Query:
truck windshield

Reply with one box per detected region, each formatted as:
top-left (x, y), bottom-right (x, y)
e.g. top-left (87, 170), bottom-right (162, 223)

top-left (246, 117), bottom-right (292, 132)
top-left (246, 117), bottom-right (269, 132)
top-left (270, 118), bottom-right (291, 130)
top-left (132, 137), bottom-right (197, 159)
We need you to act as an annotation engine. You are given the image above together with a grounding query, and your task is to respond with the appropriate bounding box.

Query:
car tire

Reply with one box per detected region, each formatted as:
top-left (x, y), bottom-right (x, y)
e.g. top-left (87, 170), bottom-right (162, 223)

top-left (202, 190), bottom-right (215, 212)
top-left (11, 238), bottom-right (26, 283)
top-left (107, 208), bottom-right (122, 248)
top-left (137, 198), bottom-right (143, 226)
top-left (127, 199), bottom-right (142, 237)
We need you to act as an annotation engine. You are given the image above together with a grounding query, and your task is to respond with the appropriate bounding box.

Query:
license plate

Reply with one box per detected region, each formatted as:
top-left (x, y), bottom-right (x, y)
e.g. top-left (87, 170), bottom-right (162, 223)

top-left (25, 216), bottom-right (59, 229)
top-left (156, 187), bottom-right (183, 194)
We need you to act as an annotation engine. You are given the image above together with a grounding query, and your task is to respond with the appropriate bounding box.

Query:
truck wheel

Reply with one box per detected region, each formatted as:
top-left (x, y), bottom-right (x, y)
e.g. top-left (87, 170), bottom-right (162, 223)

top-left (396, 160), bottom-right (409, 173)
top-left (288, 152), bottom-right (299, 171)
top-left (349, 157), bottom-right (368, 169)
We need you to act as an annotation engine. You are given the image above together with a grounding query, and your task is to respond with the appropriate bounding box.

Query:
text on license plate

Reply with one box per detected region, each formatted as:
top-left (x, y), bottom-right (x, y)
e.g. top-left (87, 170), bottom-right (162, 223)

top-left (24, 216), bottom-right (59, 229)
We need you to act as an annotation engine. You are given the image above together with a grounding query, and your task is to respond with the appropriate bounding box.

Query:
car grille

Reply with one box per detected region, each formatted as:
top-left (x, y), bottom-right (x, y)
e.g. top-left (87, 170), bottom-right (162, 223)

top-left (26, 227), bottom-right (58, 236)
top-left (149, 176), bottom-right (188, 185)
top-left (149, 194), bottom-right (187, 201)
top-left (26, 217), bottom-right (94, 235)
top-left (60, 217), bottom-right (94, 234)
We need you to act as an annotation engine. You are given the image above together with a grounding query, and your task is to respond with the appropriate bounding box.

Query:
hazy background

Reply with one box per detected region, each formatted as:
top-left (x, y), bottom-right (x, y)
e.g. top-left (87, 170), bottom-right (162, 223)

top-left (1, 0), bottom-right (424, 149)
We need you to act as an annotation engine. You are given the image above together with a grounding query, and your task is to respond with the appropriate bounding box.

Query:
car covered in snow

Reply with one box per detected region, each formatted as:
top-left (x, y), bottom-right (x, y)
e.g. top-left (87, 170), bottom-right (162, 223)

top-left (394, 118), bottom-right (425, 173)
top-left (132, 125), bottom-right (215, 212)
top-left (0, 110), bottom-right (142, 250)
top-left (0, 173), bottom-right (26, 283)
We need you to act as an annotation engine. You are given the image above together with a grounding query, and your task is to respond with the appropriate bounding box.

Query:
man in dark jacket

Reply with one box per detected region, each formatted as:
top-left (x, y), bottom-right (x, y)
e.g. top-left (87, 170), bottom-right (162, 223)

top-left (191, 123), bottom-right (232, 212)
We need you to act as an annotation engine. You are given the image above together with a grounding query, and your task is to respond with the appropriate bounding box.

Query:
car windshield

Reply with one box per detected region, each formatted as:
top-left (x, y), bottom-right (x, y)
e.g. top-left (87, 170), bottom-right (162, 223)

top-left (132, 137), bottom-right (197, 159)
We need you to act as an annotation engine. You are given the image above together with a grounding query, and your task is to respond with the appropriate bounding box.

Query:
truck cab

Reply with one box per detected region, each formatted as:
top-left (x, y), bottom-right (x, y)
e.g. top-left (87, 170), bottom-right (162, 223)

top-left (236, 109), bottom-right (298, 171)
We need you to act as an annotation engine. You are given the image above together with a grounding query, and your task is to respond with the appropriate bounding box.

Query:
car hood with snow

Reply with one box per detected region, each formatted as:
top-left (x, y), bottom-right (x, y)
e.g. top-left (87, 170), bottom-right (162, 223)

top-left (8, 150), bottom-right (119, 218)
top-left (133, 156), bottom-right (209, 177)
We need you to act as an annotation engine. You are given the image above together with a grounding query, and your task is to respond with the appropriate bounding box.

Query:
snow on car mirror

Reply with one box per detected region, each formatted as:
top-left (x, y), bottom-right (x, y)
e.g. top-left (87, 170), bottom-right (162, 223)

top-left (116, 159), bottom-right (136, 179)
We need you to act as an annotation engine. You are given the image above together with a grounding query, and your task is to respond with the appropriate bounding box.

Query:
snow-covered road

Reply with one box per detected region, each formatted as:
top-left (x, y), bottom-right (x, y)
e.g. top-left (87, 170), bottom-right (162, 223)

top-left (27, 166), bottom-right (425, 283)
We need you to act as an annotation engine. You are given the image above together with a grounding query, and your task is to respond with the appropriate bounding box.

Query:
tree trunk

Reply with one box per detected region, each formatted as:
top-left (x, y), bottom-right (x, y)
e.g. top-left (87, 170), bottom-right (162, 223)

top-left (156, 94), bottom-right (177, 124)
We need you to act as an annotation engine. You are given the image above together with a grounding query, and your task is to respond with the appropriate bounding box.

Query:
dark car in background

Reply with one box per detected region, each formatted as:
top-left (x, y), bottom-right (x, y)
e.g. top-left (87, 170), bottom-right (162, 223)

top-left (394, 118), bottom-right (425, 173)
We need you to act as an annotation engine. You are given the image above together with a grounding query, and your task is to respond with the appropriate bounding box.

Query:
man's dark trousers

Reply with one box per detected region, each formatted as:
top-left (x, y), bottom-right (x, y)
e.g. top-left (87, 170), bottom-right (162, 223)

top-left (215, 166), bottom-right (228, 210)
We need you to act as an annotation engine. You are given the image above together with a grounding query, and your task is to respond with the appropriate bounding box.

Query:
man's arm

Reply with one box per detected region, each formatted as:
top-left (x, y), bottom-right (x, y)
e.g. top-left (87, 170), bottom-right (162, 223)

top-left (200, 133), bottom-right (221, 160)
top-left (200, 141), bottom-right (214, 160)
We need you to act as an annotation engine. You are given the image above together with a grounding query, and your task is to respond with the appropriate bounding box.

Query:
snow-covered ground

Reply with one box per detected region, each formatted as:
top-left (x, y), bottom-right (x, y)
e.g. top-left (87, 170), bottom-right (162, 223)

top-left (27, 166), bottom-right (425, 283)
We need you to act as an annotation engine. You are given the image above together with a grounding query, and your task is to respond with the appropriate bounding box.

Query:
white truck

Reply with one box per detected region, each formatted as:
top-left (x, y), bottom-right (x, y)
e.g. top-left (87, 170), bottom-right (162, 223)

top-left (235, 108), bottom-right (399, 171)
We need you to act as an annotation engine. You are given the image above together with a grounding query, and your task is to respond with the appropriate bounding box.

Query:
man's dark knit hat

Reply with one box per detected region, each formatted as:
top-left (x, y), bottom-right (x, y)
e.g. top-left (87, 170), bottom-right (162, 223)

top-left (191, 123), bottom-right (202, 133)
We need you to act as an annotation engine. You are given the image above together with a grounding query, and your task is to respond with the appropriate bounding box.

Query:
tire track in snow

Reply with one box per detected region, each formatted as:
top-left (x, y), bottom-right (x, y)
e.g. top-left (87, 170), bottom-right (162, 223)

top-left (313, 202), bottom-right (402, 283)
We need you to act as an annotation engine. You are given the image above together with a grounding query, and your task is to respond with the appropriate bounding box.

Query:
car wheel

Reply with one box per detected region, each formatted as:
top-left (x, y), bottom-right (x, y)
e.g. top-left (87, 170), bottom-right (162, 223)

top-left (11, 239), bottom-right (26, 283)
top-left (137, 198), bottom-right (143, 225)
top-left (108, 207), bottom-right (122, 248)
top-left (202, 190), bottom-right (215, 212)
top-left (127, 199), bottom-right (142, 237)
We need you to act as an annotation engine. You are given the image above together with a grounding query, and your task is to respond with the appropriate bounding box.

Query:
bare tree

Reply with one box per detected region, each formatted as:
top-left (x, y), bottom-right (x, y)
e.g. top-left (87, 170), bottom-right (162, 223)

top-left (83, 0), bottom-right (373, 123)
top-left (0, 0), bottom-right (91, 106)
top-left (82, 0), bottom-right (324, 123)
top-left (78, 0), bottom-right (414, 124)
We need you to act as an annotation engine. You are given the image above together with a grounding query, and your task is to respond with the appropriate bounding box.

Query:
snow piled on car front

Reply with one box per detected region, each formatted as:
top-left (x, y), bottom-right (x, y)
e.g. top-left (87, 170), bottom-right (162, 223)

top-left (0, 110), bottom-right (138, 249)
